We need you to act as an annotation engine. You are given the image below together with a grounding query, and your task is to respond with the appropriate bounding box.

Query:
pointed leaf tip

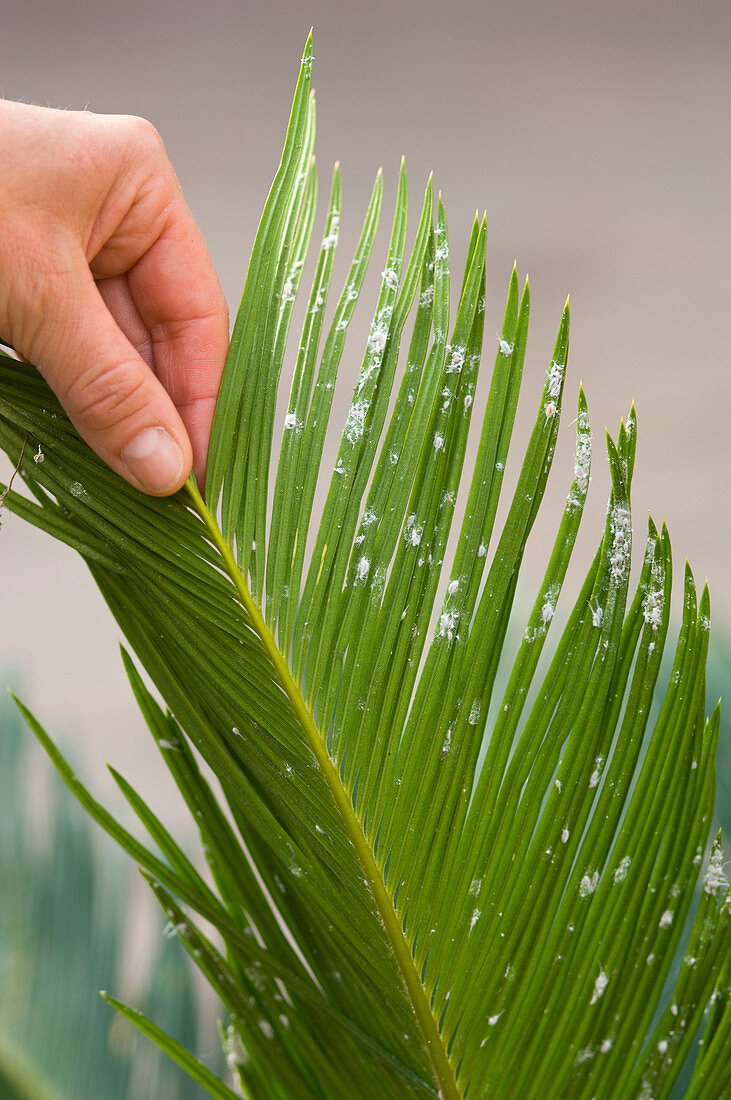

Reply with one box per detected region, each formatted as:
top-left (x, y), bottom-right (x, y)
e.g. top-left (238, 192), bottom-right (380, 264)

top-left (301, 32), bottom-right (314, 69)
top-left (605, 427), bottom-right (618, 461)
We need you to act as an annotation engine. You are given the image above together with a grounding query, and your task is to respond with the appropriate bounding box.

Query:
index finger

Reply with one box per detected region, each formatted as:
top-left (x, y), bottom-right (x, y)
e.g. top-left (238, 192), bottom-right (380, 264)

top-left (124, 192), bottom-right (230, 487)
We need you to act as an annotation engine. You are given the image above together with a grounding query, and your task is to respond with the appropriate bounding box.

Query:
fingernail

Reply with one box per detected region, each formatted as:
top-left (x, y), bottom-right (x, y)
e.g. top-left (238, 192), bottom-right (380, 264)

top-left (121, 427), bottom-right (184, 494)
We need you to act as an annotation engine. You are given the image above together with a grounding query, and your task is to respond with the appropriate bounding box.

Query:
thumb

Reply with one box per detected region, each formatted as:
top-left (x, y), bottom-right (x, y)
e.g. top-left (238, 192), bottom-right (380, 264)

top-left (22, 252), bottom-right (192, 496)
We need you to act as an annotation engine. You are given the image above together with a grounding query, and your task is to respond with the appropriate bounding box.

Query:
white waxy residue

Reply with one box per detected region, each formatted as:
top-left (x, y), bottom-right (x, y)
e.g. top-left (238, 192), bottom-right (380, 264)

top-left (643, 588), bottom-right (664, 631)
top-left (579, 871), bottom-right (600, 898)
top-left (704, 842), bottom-right (728, 897)
top-left (368, 321), bottom-right (389, 357)
top-left (574, 415), bottom-right (592, 496)
top-left (588, 755), bottom-right (605, 789)
top-left (590, 968), bottom-right (608, 1005)
top-left (381, 266), bottom-right (399, 291)
top-left (345, 400), bottom-right (369, 443)
top-left (404, 514), bottom-right (423, 547)
top-left (355, 557), bottom-right (370, 582)
top-left (438, 609), bottom-right (460, 642)
top-left (609, 505), bottom-right (631, 582)
top-left (70, 482), bottom-right (88, 501)
top-left (435, 240), bottom-right (449, 267)
top-left (613, 856), bottom-right (631, 884)
top-left (322, 213), bottom-right (340, 250)
top-left (445, 344), bottom-right (466, 373)
top-left (547, 359), bottom-right (564, 398)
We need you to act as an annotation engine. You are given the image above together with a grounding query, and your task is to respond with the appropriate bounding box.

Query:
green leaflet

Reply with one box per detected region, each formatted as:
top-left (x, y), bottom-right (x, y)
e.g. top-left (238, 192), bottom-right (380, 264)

top-left (207, 32), bottom-right (316, 594)
top-left (1, 34), bottom-right (729, 1100)
top-left (101, 996), bottom-right (241, 1100)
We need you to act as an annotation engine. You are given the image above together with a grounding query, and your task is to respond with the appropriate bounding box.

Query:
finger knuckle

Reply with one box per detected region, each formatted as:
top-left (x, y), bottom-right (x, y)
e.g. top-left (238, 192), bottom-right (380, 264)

top-left (66, 360), bottom-right (150, 433)
top-left (122, 114), bottom-right (166, 156)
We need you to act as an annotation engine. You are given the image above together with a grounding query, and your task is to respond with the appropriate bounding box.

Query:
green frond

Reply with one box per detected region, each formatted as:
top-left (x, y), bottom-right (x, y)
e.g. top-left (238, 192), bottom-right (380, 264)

top-left (1, 35), bottom-right (727, 1100)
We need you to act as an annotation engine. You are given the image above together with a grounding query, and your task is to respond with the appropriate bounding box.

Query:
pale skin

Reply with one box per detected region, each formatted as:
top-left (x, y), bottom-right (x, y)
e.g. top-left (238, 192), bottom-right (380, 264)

top-left (0, 100), bottom-right (230, 495)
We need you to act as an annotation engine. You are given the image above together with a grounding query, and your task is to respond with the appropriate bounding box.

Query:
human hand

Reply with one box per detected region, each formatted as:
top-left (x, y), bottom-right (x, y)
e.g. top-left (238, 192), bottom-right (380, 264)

top-left (0, 100), bottom-right (229, 494)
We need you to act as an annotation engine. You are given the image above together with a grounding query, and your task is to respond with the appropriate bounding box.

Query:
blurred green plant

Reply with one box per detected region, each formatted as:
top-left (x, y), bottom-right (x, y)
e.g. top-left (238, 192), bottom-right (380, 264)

top-left (0, 690), bottom-right (224, 1100)
top-left (1, 33), bottom-right (729, 1100)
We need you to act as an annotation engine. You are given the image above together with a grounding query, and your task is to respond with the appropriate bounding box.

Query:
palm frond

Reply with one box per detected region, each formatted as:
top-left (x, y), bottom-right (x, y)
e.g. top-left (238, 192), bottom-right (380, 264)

top-left (1, 33), bottom-right (729, 1099)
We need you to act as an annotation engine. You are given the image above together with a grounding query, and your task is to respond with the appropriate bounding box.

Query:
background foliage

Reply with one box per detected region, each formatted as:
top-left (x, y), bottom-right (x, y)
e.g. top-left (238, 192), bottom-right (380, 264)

top-left (0, 689), bottom-right (224, 1100)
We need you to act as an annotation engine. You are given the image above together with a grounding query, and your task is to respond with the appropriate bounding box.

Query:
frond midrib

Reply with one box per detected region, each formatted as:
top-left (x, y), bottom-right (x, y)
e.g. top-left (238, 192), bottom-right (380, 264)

top-left (185, 478), bottom-right (460, 1100)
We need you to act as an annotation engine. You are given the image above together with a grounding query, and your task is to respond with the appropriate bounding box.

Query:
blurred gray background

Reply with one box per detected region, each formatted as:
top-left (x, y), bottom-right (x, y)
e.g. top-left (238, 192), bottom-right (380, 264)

top-left (1, 0), bottom-right (729, 817)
